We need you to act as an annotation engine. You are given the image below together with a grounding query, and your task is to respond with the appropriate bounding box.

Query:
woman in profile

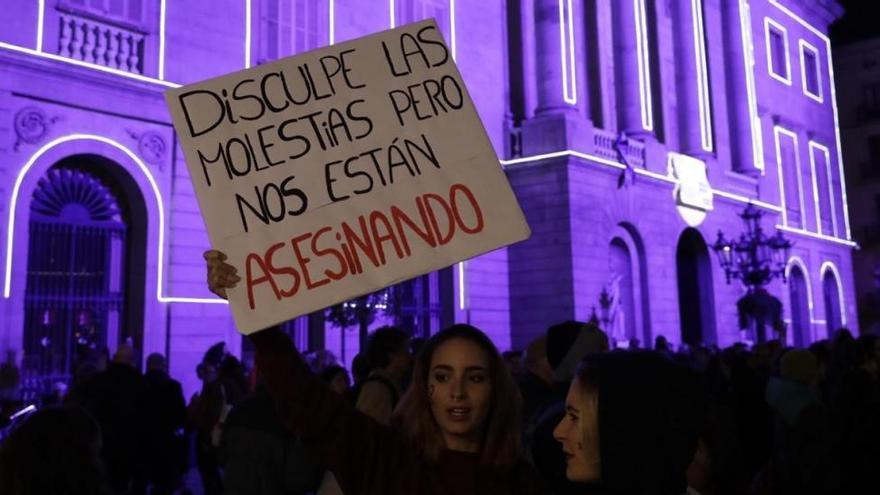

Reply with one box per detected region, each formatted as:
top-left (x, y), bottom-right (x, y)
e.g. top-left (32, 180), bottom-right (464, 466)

top-left (205, 250), bottom-right (543, 495)
top-left (553, 352), bottom-right (706, 494)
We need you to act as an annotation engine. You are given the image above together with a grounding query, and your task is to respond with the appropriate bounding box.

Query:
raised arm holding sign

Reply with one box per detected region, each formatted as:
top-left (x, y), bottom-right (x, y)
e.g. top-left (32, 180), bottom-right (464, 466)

top-left (166, 20), bottom-right (530, 335)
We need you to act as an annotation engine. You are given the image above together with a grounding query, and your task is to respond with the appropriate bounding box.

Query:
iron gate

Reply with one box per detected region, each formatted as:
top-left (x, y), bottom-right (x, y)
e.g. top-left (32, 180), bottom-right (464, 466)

top-left (21, 168), bottom-right (127, 399)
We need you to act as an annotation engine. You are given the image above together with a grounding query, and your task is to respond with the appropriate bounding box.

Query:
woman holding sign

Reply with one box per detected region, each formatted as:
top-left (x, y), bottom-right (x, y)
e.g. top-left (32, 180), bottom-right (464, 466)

top-left (204, 250), bottom-right (544, 495)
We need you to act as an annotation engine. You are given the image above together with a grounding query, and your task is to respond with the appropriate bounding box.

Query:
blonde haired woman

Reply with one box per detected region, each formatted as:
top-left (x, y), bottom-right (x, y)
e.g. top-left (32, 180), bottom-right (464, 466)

top-left (554, 352), bottom-right (706, 494)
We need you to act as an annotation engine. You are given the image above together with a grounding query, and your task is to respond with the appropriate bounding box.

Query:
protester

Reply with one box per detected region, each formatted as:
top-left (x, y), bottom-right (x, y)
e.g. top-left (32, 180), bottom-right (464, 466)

top-left (349, 353), bottom-right (371, 388)
top-left (66, 343), bottom-right (148, 494)
top-left (758, 349), bottom-right (833, 494)
top-left (0, 405), bottom-right (110, 495)
top-left (352, 326), bottom-right (411, 424)
top-left (320, 327), bottom-right (410, 495)
top-left (220, 378), bottom-right (323, 495)
top-left (319, 365), bottom-right (351, 396)
top-left (517, 336), bottom-right (554, 423)
top-left (204, 248), bottom-right (544, 494)
top-left (553, 352), bottom-right (705, 494)
top-left (502, 350), bottom-right (525, 378)
top-left (830, 334), bottom-right (880, 493)
top-left (187, 357), bottom-right (225, 495)
top-left (529, 321), bottom-right (608, 495)
top-left (142, 353), bottom-right (188, 495)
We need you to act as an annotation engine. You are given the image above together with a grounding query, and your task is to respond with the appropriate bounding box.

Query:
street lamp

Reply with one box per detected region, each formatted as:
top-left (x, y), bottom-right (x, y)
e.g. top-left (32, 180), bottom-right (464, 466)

top-left (711, 204), bottom-right (793, 291)
top-left (711, 204), bottom-right (793, 343)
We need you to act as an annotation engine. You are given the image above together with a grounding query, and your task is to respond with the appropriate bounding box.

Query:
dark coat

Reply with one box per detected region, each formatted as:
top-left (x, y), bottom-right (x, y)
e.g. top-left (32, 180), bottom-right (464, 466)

top-left (143, 369), bottom-right (188, 482)
top-left (220, 387), bottom-right (323, 495)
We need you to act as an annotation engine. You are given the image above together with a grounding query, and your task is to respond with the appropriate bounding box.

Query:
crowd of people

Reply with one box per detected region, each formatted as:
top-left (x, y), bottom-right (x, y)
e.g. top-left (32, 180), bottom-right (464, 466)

top-left (0, 250), bottom-right (876, 494)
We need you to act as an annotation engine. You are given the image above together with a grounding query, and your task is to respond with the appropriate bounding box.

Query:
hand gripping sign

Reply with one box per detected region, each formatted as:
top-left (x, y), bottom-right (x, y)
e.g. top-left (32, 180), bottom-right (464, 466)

top-left (165, 20), bottom-right (531, 334)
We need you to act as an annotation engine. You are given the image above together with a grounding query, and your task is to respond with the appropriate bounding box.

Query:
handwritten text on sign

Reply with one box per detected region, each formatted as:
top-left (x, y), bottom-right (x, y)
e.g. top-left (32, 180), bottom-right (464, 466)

top-left (165, 21), bottom-right (531, 334)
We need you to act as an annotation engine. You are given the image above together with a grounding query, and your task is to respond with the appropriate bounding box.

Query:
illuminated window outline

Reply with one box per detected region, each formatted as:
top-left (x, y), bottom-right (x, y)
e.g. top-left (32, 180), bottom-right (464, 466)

top-left (739, 0), bottom-right (764, 172)
top-left (37, 0), bottom-right (45, 52)
top-left (559, 0), bottom-right (577, 105)
top-left (773, 126), bottom-right (805, 229)
top-left (764, 17), bottom-right (791, 85)
top-left (692, 0), bottom-right (713, 152)
top-left (808, 141), bottom-right (838, 237)
top-left (819, 261), bottom-right (846, 326)
top-left (634, 0), bottom-right (653, 131)
top-left (799, 39), bottom-right (823, 103)
top-left (768, 0), bottom-right (850, 240)
top-left (783, 256), bottom-right (817, 340)
top-left (785, 256), bottom-right (814, 313)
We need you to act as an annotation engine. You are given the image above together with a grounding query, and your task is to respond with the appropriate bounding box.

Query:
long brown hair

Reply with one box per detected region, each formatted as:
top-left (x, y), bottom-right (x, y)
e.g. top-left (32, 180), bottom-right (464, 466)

top-left (391, 324), bottom-right (523, 469)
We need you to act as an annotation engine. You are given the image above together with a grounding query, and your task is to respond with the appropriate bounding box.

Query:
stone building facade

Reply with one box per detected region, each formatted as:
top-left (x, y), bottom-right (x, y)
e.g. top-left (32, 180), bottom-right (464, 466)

top-left (0, 0), bottom-right (855, 396)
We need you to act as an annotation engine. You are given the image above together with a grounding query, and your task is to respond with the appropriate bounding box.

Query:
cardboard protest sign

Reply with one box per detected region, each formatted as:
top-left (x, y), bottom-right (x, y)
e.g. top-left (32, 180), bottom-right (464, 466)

top-left (165, 20), bottom-right (531, 334)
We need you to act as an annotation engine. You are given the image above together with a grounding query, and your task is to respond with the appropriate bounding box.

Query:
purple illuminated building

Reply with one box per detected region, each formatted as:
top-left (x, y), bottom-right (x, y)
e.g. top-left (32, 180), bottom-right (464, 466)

top-left (0, 0), bottom-right (856, 397)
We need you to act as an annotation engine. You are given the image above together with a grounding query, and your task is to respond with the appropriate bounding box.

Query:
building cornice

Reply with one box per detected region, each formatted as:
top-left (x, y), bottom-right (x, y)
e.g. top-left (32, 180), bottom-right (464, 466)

top-left (775, 0), bottom-right (844, 31)
top-left (0, 44), bottom-right (176, 98)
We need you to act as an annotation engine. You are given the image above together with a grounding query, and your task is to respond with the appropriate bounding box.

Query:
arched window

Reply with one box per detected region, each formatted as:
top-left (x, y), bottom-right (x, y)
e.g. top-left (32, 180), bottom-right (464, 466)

top-left (821, 262), bottom-right (844, 337)
top-left (785, 257), bottom-right (813, 346)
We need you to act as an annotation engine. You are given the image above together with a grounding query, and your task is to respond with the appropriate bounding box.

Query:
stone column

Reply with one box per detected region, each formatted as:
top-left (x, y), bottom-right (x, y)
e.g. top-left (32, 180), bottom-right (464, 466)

top-left (521, 0), bottom-right (592, 155)
top-left (722, 0), bottom-right (756, 174)
top-left (613, 0), bottom-right (652, 136)
top-left (673, 0), bottom-right (703, 155)
top-left (535, 0), bottom-right (575, 114)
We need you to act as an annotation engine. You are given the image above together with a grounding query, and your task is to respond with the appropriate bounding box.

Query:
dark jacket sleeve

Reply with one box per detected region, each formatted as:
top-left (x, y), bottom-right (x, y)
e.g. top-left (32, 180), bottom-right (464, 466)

top-left (251, 327), bottom-right (411, 494)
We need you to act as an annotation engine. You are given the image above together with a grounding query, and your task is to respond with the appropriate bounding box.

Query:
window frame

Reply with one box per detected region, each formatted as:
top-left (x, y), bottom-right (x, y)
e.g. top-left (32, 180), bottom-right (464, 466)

top-left (764, 17), bottom-right (791, 85)
top-left (799, 39), bottom-right (823, 103)
top-left (774, 126), bottom-right (805, 229)
top-left (256, 0), bottom-right (328, 65)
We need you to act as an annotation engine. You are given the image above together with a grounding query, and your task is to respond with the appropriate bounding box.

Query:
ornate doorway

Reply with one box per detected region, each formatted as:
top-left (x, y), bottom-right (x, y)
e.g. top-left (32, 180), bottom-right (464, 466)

top-left (22, 166), bottom-right (129, 386)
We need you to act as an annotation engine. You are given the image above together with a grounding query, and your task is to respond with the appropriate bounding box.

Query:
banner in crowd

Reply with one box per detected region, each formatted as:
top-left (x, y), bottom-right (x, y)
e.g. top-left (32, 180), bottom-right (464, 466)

top-left (166, 20), bottom-right (531, 334)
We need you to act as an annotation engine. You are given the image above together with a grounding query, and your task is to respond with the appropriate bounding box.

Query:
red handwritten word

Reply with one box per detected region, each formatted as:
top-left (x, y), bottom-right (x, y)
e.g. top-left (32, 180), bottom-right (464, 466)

top-left (244, 183), bottom-right (484, 310)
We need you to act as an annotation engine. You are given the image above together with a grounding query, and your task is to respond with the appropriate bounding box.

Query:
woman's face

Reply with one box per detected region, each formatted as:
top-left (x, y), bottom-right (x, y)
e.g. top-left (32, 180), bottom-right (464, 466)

top-left (428, 337), bottom-right (492, 452)
top-left (553, 377), bottom-right (601, 482)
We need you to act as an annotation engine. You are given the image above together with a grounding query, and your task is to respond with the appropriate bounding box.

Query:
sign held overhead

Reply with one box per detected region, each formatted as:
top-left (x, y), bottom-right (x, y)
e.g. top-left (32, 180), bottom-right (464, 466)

top-left (165, 20), bottom-right (531, 334)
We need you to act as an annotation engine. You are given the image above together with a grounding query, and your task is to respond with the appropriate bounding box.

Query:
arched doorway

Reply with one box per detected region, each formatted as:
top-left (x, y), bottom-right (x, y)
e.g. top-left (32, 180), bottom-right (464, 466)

top-left (787, 264), bottom-right (811, 346)
top-left (676, 228), bottom-right (716, 345)
top-left (822, 266), bottom-right (842, 337)
top-left (22, 159), bottom-right (145, 383)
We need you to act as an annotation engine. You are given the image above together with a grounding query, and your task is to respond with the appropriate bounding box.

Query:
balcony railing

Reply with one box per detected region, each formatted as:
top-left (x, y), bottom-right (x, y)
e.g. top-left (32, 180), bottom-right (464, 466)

top-left (505, 125), bottom-right (646, 170)
top-left (58, 12), bottom-right (145, 74)
top-left (593, 128), bottom-right (646, 169)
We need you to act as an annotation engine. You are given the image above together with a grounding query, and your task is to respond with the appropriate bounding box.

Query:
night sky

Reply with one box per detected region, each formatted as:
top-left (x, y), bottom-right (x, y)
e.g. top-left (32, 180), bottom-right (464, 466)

top-left (831, 0), bottom-right (880, 45)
